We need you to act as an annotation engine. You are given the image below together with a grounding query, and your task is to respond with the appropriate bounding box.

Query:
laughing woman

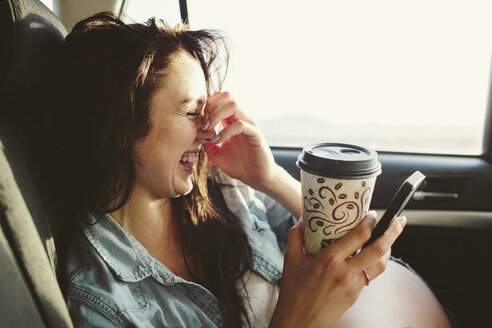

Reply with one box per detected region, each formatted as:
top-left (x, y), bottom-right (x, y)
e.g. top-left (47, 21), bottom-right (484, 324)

top-left (57, 12), bottom-right (451, 328)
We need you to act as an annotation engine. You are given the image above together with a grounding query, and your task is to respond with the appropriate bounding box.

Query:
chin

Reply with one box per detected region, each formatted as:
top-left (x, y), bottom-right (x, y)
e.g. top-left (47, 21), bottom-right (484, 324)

top-left (171, 187), bottom-right (193, 198)
top-left (173, 181), bottom-right (194, 198)
top-left (182, 186), bottom-right (193, 196)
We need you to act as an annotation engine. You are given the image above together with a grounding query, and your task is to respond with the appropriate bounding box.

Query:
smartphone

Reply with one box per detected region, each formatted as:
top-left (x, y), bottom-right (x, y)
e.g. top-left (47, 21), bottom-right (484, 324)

top-left (362, 171), bottom-right (426, 248)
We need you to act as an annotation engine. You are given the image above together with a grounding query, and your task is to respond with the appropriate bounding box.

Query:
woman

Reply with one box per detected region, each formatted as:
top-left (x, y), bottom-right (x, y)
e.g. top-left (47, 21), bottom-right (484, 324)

top-left (57, 12), bottom-right (451, 327)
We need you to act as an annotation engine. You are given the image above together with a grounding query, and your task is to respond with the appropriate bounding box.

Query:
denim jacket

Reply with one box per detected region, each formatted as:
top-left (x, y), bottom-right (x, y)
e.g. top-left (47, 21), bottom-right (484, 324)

top-left (61, 173), bottom-right (296, 327)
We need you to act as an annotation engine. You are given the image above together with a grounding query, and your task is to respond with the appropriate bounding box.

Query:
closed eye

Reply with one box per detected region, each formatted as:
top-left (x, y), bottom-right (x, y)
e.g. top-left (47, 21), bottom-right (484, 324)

top-left (186, 112), bottom-right (201, 118)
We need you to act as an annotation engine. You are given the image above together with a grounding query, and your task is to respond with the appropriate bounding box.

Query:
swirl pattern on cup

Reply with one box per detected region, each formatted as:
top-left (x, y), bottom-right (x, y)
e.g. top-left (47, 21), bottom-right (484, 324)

top-left (304, 178), bottom-right (373, 239)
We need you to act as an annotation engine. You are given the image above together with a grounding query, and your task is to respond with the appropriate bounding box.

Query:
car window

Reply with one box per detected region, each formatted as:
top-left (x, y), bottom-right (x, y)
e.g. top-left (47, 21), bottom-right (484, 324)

top-left (40, 0), bottom-right (52, 10)
top-left (125, 1), bottom-right (492, 156)
top-left (124, 0), bottom-right (181, 26)
top-left (186, 0), bottom-right (492, 156)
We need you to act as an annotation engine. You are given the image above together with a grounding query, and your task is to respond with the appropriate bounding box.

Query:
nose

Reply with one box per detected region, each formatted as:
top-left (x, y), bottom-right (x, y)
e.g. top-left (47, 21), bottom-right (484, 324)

top-left (194, 121), bottom-right (216, 145)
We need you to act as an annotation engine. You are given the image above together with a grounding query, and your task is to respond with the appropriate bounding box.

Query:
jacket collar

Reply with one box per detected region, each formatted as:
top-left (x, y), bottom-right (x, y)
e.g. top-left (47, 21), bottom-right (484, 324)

top-left (81, 212), bottom-right (283, 285)
top-left (82, 212), bottom-right (176, 284)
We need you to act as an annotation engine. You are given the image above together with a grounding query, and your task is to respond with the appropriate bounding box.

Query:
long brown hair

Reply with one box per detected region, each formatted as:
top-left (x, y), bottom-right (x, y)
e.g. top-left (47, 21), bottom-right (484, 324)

top-left (56, 12), bottom-right (252, 327)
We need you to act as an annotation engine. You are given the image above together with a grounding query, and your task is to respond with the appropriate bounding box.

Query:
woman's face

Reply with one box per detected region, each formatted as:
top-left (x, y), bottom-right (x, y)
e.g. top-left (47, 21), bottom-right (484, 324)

top-left (133, 51), bottom-right (207, 200)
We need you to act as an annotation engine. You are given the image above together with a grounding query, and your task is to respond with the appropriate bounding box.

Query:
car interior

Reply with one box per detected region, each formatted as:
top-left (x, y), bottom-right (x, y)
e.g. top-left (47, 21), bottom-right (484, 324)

top-left (0, 0), bottom-right (491, 327)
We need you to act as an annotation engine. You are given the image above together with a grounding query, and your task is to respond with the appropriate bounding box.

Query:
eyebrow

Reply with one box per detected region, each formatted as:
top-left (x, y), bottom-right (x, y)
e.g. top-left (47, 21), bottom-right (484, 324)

top-left (180, 97), bottom-right (205, 116)
top-left (181, 97), bottom-right (205, 107)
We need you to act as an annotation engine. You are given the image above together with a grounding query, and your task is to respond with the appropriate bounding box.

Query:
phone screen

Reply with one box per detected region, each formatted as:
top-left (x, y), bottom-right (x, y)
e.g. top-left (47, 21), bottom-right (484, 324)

top-left (363, 171), bottom-right (426, 248)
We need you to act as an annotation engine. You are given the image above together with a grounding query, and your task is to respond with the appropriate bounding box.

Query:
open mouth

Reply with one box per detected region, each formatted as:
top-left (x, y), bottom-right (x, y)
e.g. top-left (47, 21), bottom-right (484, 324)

top-left (179, 151), bottom-right (199, 172)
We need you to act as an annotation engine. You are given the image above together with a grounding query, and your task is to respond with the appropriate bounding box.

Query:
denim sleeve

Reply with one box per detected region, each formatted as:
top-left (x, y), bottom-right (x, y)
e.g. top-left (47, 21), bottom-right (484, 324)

top-left (66, 294), bottom-right (130, 328)
top-left (256, 191), bottom-right (297, 253)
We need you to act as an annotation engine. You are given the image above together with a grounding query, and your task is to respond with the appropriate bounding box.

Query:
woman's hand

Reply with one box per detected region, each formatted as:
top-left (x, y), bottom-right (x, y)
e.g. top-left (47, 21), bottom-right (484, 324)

top-left (201, 91), bottom-right (278, 191)
top-left (270, 212), bottom-right (406, 328)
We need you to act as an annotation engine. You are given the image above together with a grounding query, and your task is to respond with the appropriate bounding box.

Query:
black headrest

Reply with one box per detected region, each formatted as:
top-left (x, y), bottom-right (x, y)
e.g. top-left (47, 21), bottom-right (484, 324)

top-left (0, 0), bottom-right (68, 275)
top-left (0, 0), bottom-right (67, 116)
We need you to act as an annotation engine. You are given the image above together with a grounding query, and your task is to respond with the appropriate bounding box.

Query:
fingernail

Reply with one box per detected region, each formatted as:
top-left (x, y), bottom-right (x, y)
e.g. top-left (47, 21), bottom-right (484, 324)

top-left (365, 211), bottom-right (378, 225)
top-left (203, 120), bottom-right (210, 130)
top-left (398, 216), bottom-right (407, 228)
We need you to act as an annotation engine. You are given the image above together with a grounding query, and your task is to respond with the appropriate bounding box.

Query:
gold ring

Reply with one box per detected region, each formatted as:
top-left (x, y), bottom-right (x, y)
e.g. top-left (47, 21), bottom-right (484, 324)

top-left (362, 269), bottom-right (370, 286)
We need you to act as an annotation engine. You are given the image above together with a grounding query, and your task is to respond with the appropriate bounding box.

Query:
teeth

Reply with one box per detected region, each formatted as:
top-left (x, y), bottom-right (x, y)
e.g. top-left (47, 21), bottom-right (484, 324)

top-left (181, 153), bottom-right (199, 164)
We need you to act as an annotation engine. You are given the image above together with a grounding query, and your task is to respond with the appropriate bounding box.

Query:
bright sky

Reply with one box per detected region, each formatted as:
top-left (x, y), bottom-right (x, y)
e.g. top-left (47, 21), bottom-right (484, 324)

top-left (42, 0), bottom-right (492, 154)
top-left (187, 0), bottom-right (492, 127)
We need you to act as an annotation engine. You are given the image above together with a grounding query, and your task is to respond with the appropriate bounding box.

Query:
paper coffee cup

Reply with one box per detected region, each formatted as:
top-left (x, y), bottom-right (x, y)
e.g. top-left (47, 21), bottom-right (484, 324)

top-left (297, 143), bottom-right (382, 256)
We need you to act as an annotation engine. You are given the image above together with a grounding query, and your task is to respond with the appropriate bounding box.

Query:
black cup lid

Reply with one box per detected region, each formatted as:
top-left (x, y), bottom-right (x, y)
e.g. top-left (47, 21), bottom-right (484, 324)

top-left (296, 143), bottom-right (382, 179)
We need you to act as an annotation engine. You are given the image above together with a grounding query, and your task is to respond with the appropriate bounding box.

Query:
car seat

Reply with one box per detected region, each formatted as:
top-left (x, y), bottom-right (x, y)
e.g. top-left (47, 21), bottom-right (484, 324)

top-left (0, 0), bottom-right (73, 326)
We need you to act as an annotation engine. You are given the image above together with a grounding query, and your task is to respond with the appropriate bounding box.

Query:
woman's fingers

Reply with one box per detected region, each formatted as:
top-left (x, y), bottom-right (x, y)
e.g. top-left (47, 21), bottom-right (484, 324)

top-left (320, 212), bottom-right (377, 260)
top-left (363, 250), bottom-right (391, 283)
top-left (315, 213), bottom-right (405, 287)
top-left (284, 218), bottom-right (305, 269)
top-left (210, 119), bottom-right (261, 145)
top-left (201, 92), bottom-right (222, 129)
top-left (204, 99), bottom-right (237, 130)
top-left (203, 91), bottom-right (234, 129)
top-left (195, 129), bottom-right (217, 143)
top-left (203, 91), bottom-right (254, 131)
top-left (350, 216), bottom-right (406, 271)
top-left (206, 90), bottom-right (225, 104)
